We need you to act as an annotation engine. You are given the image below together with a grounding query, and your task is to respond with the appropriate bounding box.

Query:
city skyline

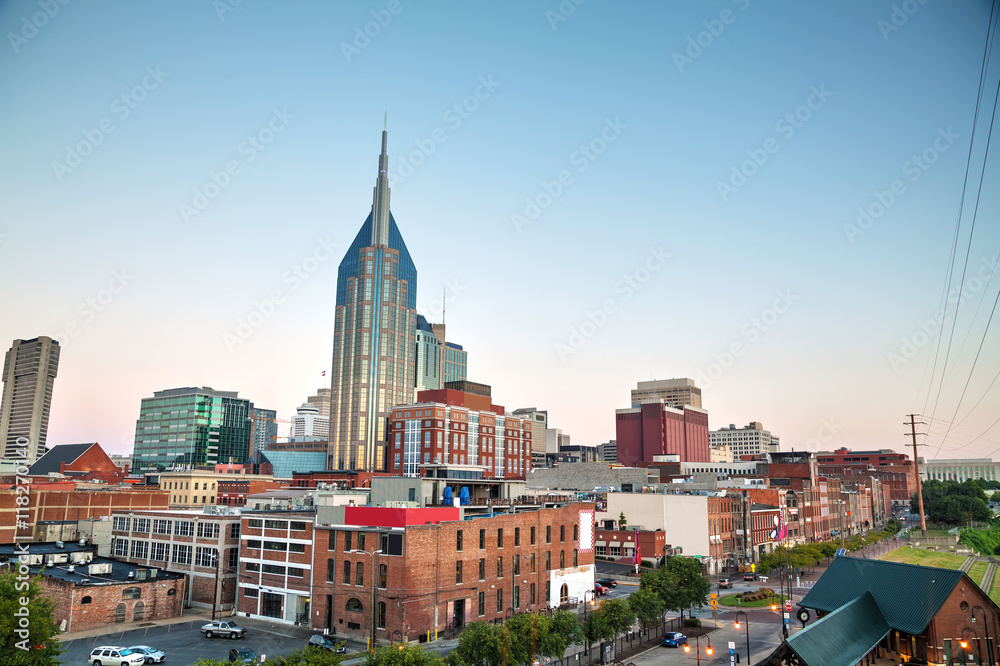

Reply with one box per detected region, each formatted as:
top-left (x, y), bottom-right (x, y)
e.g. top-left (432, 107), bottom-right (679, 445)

top-left (1, 1), bottom-right (998, 462)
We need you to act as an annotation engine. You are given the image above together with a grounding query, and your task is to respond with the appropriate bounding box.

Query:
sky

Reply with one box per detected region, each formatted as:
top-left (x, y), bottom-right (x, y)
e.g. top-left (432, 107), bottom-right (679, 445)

top-left (1, 0), bottom-right (998, 463)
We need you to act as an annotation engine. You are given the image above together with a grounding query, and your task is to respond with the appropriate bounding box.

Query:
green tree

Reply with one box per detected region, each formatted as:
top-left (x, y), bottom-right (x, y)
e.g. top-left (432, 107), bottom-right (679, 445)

top-left (545, 610), bottom-right (582, 657)
top-left (454, 621), bottom-right (503, 666)
top-left (618, 512), bottom-right (628, 530)
top-left (628, 587), bottom-right (665, 629)
top-left (600, 598), bottom-right (636, 641)
top-left (582, 609), bottom-right (613, 645)
top-left (661, 556), bottom-right (711, 618)
top-left (363, 644), bottom-right (442, 666)
top-left (265, 646), bottom-right (348, 666)
top-left (193, 660), bottom-right (229, 666)
top-left (0, 568), bottom-right (64, 666)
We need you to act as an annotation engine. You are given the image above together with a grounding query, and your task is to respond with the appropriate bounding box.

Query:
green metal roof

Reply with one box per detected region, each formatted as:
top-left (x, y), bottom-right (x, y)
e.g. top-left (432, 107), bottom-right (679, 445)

top-left (787, 591), bottom-right (891, 666)
top-left (799, 555), bottom-right (967, 635)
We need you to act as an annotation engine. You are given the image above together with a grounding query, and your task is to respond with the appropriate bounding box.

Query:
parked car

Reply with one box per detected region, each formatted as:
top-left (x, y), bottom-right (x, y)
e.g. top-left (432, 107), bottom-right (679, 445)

top-left (662, 632), bottom-right (688, 648)
top-left (743, 573), bottom-right (758, 581)
top-left (126, 646), bottom-right (166, 664)
top-left (88, 647), bottom-right (147, 666)
top-left (228, 647), bottom-right (258, 664)
top-left (595, 578), bottom-right (618, 589)
top-left (594, 584), bottom-right (609, 596)
top-left (307, 635), bottom-right (347, 654)
top-left (201, 621), bottom-right (248, 639)
top-left (718, 578), bottom-right (733, 589)
top-left (758, 575), bottom-right (769, 582)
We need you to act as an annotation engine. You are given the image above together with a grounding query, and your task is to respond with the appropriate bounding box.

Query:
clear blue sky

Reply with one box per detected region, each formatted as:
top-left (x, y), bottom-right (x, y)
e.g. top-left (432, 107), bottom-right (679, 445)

top-left (1, 0), bottom-right (998, 461)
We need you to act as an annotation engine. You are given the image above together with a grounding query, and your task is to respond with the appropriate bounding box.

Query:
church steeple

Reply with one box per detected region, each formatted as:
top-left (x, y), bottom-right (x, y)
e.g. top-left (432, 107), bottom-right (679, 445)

top-left (371, 117), bottom-right (391, 246)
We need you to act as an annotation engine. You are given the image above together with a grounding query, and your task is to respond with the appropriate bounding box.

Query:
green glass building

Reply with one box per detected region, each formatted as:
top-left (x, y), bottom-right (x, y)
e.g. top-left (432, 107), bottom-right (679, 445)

top-left (132, 387), bottom-right (253, 474)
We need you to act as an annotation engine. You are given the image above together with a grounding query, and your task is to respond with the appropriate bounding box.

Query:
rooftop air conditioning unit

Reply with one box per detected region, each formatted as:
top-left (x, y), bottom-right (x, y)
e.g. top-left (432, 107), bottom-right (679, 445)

top-left (55, 541), bottom-right (64, 549)
top-left (127, 571), bottom-right (135, 579)
top-left (78, 538), bottom-right (87, 546)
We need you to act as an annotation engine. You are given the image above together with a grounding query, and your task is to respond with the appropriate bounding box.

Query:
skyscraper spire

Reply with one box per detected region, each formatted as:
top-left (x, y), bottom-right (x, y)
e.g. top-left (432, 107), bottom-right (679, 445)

top-left (371, 120), bottom-right (391, 246)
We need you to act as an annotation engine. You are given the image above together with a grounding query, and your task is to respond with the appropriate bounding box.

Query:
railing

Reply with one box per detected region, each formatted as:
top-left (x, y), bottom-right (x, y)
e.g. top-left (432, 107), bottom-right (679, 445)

top-left (432, 495), bottom-right (574, 507)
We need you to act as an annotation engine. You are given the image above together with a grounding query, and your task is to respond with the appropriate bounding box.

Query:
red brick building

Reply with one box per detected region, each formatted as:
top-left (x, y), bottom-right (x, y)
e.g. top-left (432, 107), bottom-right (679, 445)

top-left (593, 528), bottom-right (665, 565)
top-left (111, 508), bottom-right (242, 611)
top-left (0, 542), bottom-right (184, 632)
top-left (614, 403), bottom-right (710, 466)
top-left (306, 502), bottom-right (595, 642)
top-left (0, 481), bottom-right (169, 542)
top-left (27, 442), bottom-right (127, 484)
top-left (237, 511), bottom-right (315, 624)
top-left (815, 447), bottom-right (913, 507)
top-left (217, 478), bottom-right (286, 507)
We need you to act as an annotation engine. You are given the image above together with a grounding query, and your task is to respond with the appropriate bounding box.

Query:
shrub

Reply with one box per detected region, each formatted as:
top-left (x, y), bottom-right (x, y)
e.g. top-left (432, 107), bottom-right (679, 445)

top-left (683, 618), bottom-right (701, 627)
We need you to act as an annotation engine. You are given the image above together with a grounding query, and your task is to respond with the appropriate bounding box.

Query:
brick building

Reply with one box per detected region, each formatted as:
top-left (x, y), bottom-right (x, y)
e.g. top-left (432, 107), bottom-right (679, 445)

top-left (614, 402), bottom-right (710, 466)
top-left (0, 541), bottom-right (184, 633)
top-left (237, 511), bottom-right (314, 625)
top-left (28, 442), bottom-right (127, 484)
top-left (305, 502), bottom-right (595, 642)
top-left (815, 447), bottom-right (913, 507)
top-left (0, 481), bottom-right (169, 542)
top-left (593, 528), bottom-right (665, 565)
top-left (111, 507), bottom-right (242, 611)
top-left (217, 477), bottom-right (286, 507)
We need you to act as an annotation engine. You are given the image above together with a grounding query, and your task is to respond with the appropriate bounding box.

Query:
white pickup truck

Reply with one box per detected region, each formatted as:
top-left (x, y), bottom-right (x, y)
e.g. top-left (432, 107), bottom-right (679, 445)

top-left (200, 620), bottom-right (248, 639)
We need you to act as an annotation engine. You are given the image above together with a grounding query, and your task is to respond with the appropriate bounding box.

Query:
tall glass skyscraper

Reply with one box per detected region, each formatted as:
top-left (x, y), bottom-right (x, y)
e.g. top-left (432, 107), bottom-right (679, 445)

top-left (329, 128), bottom-right (418, 471)
top-left (132, 387), bottom-right (253, 474)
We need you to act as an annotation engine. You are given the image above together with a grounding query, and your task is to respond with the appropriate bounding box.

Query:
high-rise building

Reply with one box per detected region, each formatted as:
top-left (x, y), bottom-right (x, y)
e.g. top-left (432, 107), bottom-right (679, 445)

top-left (1, 336), bottom-right (61, 462)
top-left (329, 128), bottom-right (418, 472)
top-left (132, 387), bottom-right (253, 474)
top-left (306, 388), bottom-right (331, 418)
top-left (414, 315), bottom-right (442, 392)
top-left (615, 402), bottom-right (710, 465)
top-left (292, 403), bottom-right (329, 440)
top-left (512, 407), bottom-right (549, 468)
top-left (630, 378), bottom-right (702, 409)
top-left (709, 422), bottom-right (779, 459)
top-left (251, 408), bottom-right (277, 454)
top-left (599, 440), bottom-right (617, 463)
top-left (443, 342), bottom-right (468, 383)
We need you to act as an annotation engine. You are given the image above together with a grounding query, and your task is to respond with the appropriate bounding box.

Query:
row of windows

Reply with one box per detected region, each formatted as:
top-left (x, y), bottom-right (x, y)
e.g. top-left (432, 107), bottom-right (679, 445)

top-left (246, 519), bottom-right (309, 531)
top-left (245, 562), bottom-right (306, 577)
top-left (243, 539), bottom-right (307, 553)
top-left (113, 539), bottom-right (227, 568)
top-left (456, 525), bottom-right (575, 551)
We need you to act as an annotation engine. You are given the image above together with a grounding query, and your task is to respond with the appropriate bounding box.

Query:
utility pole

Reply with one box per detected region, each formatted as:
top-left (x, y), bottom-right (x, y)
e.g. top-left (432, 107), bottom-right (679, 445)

top-left (906, 414), bottom-right (928, 537)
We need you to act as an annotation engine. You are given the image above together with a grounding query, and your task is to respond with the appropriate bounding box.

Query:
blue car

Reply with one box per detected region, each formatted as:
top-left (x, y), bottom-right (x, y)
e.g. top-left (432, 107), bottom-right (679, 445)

top-left (662, 632), bottom-right (687, 647)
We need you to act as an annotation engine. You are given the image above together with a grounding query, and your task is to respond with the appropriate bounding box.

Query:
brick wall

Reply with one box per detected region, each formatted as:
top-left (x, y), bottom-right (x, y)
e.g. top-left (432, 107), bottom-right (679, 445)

top-left (41, 575), bottom-right (184, 633)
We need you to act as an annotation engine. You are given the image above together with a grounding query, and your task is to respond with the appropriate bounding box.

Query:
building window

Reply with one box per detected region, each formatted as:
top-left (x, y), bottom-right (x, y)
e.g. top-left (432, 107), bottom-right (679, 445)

top-left (496, 557), bottom-right (503, 578)
top-left (113, 539), bottom-right (128, 558)
top-left (545, 581), bottom-right (550, 603)
top-left (346, 598), bottom-right (363, 613)
top-left (378, 601), bottom-right (386, 629)
top-left (573, 525), bottom-right (579, 542)
top-left (133, 601), bottom-right (145, 621)
top-left (546, 526), bottom-right (551, 543)
top-left (530, 526), bottom-right (536, 545)
top-left (514, 527), bottom-right (520, 547)
top-left (560, 584), bottom-right (569, 603)
top-left (356, 562), bottom-right (364, 586)
top-left (81, 596), bottom-right (92, 604)
top-left (343, 561), bottom-right (351, 584)
top-left (496, 589), bottom-right (503, 612)
top-left (573, 549), bottom-right (578, 567)
top-left (115, 603), bottom-right (126, 623)
top-left (113, 516), bottom-right (130, 531)
top-left (134, 518), bottom-right (150, 533)
top-left (513, 556), bottom-right (520, 576)
top-left (123, 587), bottom-right (141, 600)
top-left (176, 521), bottom-right (194, 537)
top-left (228, 548), bottom-right (238, 569)
top-left (379, 564), bottom-right (387, 589)
top-left (248, 519), bottom-right (263, 528)
top-left (344, 532), bottom-right (353, 552)
top-left (456, 530), bottom-right (463, 552)
top-left (530, 553), bottom-right (536, 573)
top-left (514, 585), bottom-right (520, 609)
top-left (245, 588), bottom-right (259, 598)
top-left (559, 551), bottom-right (565, 568)
top-left (327, 560), bottom-right (336, 582)
top-left (530, 583), bottom-right (536, 606)
top-left (357, 532), bottom-right (366, 552)
top-left (230, 524), bottom-right (241, 539)
top-left (498, 529), bottom-right (503, 548)
top-left (196, 547), bottom-right (218, 568)
top-left (328, 530), bottom-right (337, 551)
top-left (456, 561), bottom-right (463, 584)
top-left (478, 591), bottom-right (485, 616)
top-left (479, 529), bottom-right (485, 549)
top-left (153, 520), bottom-right (171, 535)
top-left (560, 525), bottom-right (565, 542)
top-left (479, 558), bottom-right (485, 581)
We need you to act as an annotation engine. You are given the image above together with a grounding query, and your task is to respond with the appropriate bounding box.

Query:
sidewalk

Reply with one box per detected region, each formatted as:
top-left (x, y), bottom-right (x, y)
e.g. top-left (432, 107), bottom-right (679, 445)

top-left (58, 607), bottom-right (215, 642)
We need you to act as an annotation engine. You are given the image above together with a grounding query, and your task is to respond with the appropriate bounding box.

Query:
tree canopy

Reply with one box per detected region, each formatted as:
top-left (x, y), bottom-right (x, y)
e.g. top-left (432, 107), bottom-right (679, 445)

top-left (912, 479), bottom-right (992, 525)
top-left (0, 567), bottom-right (64, 666)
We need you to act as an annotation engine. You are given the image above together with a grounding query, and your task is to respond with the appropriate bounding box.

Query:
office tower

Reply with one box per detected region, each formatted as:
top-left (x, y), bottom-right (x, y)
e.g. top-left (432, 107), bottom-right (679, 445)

top-left (512, 407), bottom-right (549, 468)
top-left (630, 378), bottom-right (702, 409)
top-left (292, 403), bottom-right (329, 440)
top-left (615, 401), bottom-right (710, 465)
top-left (132, 387), bottom-right (253, 474)
top-left (1, 336), bottom-right (60, 462)
top-left (414, 315), bottom-right (442, 392)
top-left (709, 422), bottom-right (779, 459)
top-left (251, 408), bottom-right (278, 454)
top-left (329, 128), bottom-right (418, 471)
top-left (306, 388), bottom-right (331, 418)
top-left (428, 322), bottom-right (468, 384)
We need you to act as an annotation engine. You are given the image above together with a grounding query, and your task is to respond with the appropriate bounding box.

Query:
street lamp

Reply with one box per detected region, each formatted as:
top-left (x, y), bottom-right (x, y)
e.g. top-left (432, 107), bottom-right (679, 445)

top-left (963, 627), bottom-right (982, 665)
top-left (583, 590), bottom-right (595, 655)
top-left (735, 610), bottom-right (750, 665)
top-left (972, 605), bottom-right (994, 666)
top-left (683, 634), bottom-right (711, 664)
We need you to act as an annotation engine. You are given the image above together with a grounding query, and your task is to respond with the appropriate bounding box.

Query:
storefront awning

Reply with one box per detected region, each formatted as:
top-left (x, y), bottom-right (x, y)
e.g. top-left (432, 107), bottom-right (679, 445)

top-left (608, 541), bottom-right (621, 547)
top-left (594, 541), bottom-right (606, 547)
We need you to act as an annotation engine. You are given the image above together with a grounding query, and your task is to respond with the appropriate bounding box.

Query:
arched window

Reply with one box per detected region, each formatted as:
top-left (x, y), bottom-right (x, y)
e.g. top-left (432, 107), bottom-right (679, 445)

top-left (115, 603), bottom-right (126, 623)
top-left (133, 601), bottom-right (145, 621)
top-left (356, 561), bottom-right (364, 586)
top-left (346, 598), bottom-right (363, 613)
top-left (379, 564), bottom-right (387, 589)
top-left (343, 560), bottom-right (351, 584)
top-left (559, 550), bottom-right (565, 568)
top-left (81, 596), bottom-right (92, 604)
top-left (559, 584), bottom-right (568, 603)
top-left (167, 588), bottom-right (177, 596)
top-left (123, 587), bottom-right (141, 599)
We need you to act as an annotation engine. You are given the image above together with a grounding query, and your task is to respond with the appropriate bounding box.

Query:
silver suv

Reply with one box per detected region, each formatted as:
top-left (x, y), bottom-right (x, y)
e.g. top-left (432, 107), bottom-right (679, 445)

top-left (89, 646), bottom-right (147, 666)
